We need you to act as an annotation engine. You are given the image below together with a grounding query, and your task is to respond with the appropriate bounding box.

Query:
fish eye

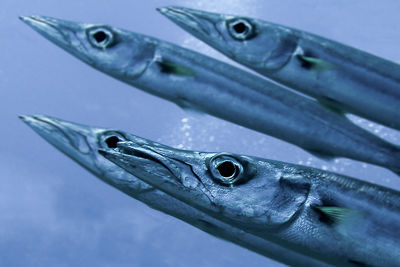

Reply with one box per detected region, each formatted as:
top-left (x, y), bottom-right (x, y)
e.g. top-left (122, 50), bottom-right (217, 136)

top-left (227, 18), bottom-right (255, 40)
top-left (105, 136), bottom-right (120, 148)
top-left (208, 154), bottom-right (243, 185)
top-left (101, 132), bottom-right (125, 149)
top-left (87, 26), bottom-right (115, 49)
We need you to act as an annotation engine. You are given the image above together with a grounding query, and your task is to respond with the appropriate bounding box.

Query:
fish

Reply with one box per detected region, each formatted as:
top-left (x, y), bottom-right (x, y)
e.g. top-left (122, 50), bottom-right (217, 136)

top-left (20, 15), bottom-right (400, 174)
top-left (100, 138), bottom-right (400, 266)
top-left (20, 114), bottom-right (329, 267)
top-left (158, 6), bottom-right (400, 130)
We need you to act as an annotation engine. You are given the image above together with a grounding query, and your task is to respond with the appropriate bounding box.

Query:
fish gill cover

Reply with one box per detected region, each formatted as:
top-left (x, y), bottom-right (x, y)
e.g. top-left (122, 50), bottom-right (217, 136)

top-left (2, 0), bottom-right (400, 267)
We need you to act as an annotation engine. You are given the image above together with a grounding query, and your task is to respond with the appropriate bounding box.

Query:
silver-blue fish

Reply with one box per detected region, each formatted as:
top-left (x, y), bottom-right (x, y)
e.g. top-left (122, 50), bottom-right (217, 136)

top-left (101, 138), bottom-right (400, 266)
top-left (20, 15), bottom-right (400, 174)
top-left (158, 6), bottom-right (400, 130)
top-left (20, 114), bottom-right (329, 267)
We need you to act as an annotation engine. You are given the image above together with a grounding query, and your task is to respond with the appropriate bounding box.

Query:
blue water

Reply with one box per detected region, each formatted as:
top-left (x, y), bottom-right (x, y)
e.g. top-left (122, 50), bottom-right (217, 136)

top-left (1, 1), bottom-right (400, 266)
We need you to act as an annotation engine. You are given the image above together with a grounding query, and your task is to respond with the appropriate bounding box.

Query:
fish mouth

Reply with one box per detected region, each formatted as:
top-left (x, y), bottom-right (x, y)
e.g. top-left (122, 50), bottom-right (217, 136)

top-left (157, 6), bottom-right (214, 37)
top-left (99, 141), bottom-right (182, 185)
top-left (20, 15), bottom-right (93, 64)
top-left (19, 114), bottom-right (101, 172)
top-left (20, 16), bottom-right (72, 48)
top-left (100, 141), bottom-right (217, 210)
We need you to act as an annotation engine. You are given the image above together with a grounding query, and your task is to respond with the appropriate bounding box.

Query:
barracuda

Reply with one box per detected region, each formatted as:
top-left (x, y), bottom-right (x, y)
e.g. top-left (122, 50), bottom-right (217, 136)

top-left (158, 6), bottom-right (400, 130)
top-left (20, 114), bottom-right (329, 267)
top-left (20, 15), bottom-right (400, 174)
top-left (100, 139), bottom-right (400, 266)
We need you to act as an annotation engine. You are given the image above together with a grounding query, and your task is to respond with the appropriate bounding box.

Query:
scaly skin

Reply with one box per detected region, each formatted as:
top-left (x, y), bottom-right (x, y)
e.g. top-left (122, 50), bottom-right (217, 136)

top-left (20, 15), bottom-right (400, 174)
top-left (20, 114), bottom-right (330, 267)
top-left (158, 6), bottom-right (400, 130)
top-left (100, 138), bottom-right (400, 266)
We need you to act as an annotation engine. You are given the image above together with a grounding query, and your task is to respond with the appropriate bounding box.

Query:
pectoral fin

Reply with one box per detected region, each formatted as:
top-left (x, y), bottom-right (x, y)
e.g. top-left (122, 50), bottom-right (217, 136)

top-left (317, 99), bottom-right (345, 116)
top-left (157, 60), bottom-right (196, 76)
top-left (297, 54), bottom-right (335, 71)
top-left (313, 206), bottom-right (364, 225)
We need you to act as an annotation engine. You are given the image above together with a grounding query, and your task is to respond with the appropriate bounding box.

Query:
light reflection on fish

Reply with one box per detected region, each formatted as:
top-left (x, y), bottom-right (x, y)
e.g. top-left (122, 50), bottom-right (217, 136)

top-left (20, 15), bottom-right (400, 174)
top-left (158, 6), bottom-right (400, 130)
top-left (101, 137), bottom-right (400, 266)
top-left (20, 114), bottom-right (329, 267)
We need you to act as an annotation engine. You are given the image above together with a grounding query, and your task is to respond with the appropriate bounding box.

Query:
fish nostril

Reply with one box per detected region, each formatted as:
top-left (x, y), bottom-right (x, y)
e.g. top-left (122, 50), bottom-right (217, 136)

top-left (93, 31), bottom-right (107, 43)
top-left (233, 22), bottom-right (247, 34)
top-left (217, 161), bottom-right (237, 178)
top-left (105, 136), bottom-right (120, 148)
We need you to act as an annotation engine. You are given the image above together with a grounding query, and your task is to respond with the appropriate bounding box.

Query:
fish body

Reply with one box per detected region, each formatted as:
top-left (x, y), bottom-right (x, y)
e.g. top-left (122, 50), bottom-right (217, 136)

top-left (20, 114), bottom-right (329, 267)
top-left (101, 137), bottom-right (400, 266)
top-left (158, 6), bottom-right (400, 130)
top-left (20, 15), bottom-right (400, 173)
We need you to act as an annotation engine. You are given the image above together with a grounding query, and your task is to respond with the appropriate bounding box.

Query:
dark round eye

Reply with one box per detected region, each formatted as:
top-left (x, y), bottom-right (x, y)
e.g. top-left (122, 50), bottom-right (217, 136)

top-left (209, 154), bottom-right (243, 185)
top-left (87, 26), bottom-right (115, 49)
top-left (93, 31), bottom-right (107, 43)
top-left (105, 136), bottom-right (120, 148)
top-left (217, 161), bottom-right (237, 177)
top-left (227, 18), bottom-right (255, 40)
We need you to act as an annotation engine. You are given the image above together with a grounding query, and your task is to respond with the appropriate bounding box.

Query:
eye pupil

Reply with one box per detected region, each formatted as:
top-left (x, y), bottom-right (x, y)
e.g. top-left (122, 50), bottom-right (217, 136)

top-left (105, 136), bottom-right (120, 148)
top-left (233, 22), bottom-right (247, 34)
top-left (228, 19), bottom-right (255, 40)
top-left (93, 31), bottom-right (108, 43)
top-left (217, 161), bottom-right (237, 178)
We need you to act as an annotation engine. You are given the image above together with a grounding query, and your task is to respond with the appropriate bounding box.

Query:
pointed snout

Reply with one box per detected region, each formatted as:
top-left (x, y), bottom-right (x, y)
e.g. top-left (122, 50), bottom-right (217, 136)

top-left (20, 15), bottom-right (66, 41)
top-left (19, 114), bottom-right (61, 136)
top-left (19, 15), bottom-right (87, 54)
top-left (20, 114), bottom-right (96, 155)
top-left (157, 6), bottom-right (215, 20)
top-left (157, 6), bottom-right (220, 36)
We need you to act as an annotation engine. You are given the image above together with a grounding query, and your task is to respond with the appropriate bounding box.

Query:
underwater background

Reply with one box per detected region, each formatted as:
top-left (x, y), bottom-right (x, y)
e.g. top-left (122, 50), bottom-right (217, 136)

top-left (1, 0), bottom-right (400, 266)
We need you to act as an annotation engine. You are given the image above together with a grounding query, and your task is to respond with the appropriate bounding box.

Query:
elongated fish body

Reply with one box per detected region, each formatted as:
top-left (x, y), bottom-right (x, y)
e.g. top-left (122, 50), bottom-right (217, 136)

top-left (21, 16), bottom-right (400, 173)
top-left (101, 138), bottom-right (400, 266)
top-left (158, 6), bottom-right (400, 130)
top-left (20, 115), bottom-right (329, 267)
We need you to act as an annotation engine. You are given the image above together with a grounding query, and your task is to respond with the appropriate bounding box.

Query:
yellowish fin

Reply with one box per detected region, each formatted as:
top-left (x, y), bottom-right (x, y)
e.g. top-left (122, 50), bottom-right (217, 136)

top-left (157, 60), bottom-right (196, 76)
top-left (297, 55), bottom-right (335, 71)
top-left (314, 206), bottom-right (364, 225)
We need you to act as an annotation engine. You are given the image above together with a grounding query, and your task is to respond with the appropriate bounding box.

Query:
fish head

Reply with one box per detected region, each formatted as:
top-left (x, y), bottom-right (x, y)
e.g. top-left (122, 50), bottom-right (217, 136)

top-left (158, 6), bottom-right (298, 71)
top-left (19, 115), bottom-right (156, 193)
top-left (101, 140), bottom-right (311, 230)
top-left (20, 16), bottom-right (156, 80)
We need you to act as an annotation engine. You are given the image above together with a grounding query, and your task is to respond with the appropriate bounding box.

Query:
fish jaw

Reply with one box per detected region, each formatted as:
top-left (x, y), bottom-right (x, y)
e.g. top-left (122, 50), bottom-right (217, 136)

top-left (20, 15), bottom-right (156, 80)
top-left (157, 6), bottom-right (221, 40)
top-left (98, 141), bottom-right (218, 212)
top-left (20, 16), bottom-right (95, 64)
top-left (19, 114), bottom-right (141, 189)
top-left (158, 6), bottom-right (296, 70)
top-left (101, 141), bottom-right (311, 231)
top-left (157, 6), bottom-right (232, 55)
top-left (20, 114), bottom-right (95, 156)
